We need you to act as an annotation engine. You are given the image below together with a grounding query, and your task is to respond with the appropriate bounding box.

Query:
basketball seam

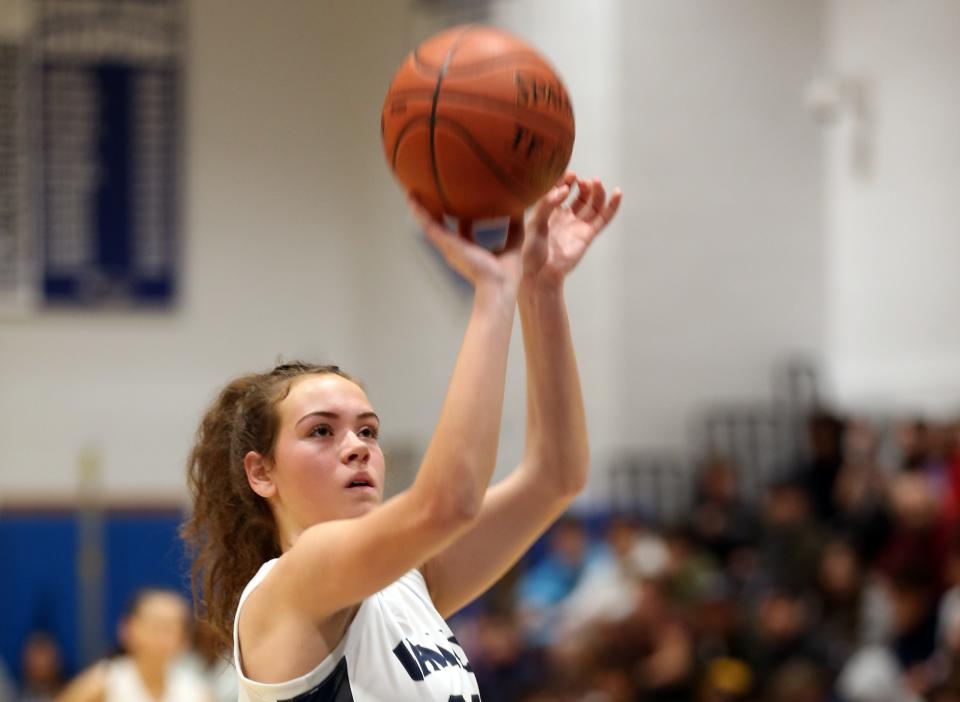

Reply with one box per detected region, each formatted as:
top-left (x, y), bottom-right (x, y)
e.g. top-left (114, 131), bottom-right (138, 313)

top-left (434, 116), bottom-right (535, 212)
top-left (390, 115), bottom-right (430, 171)
top-left (387, 88), bottom-right (574, 138)
top-left (429, 26), bottom-right (477, 215)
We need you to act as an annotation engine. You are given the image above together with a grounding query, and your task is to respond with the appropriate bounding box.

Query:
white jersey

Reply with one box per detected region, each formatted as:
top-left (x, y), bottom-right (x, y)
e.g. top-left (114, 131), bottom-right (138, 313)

top-left (233, 560), bottom-right (482, 702)
top-left (103, 656), bottom-right (210, 702)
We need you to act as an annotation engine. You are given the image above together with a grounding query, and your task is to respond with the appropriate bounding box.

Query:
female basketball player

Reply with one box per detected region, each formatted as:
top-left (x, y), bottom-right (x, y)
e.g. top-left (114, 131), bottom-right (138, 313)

top-left (182, 172), bottom-right (622, 701)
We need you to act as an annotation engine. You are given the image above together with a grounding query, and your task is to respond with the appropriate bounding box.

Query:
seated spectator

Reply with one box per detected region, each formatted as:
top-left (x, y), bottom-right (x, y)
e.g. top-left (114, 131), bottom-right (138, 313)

top-left (764, 658), bottom-right (828, 702)
top-left (740, 583), bottom-right (826, 683)
top-left (697, 656), bottom-right (753, 702)
top-left (577, 579), bottom-right (694, 701)
top-left (835, 645), bottom-right (921, 702)
top-left (832, 418), bottom-right (892, 562)
top-left (814, 537), bottom-right (868, 674)
top-left (690, 457), bottom-right (758, 564)
top-left (688, 573), bottom-right (741, 670)
top-left (469, 611), bottom-right (548, 702)
top-left (885, 570), bottom-right (940, 691)
top-left (879, 472), bottom-right (947, 592)
top-left (516, 517), bottom-right (601, 646)
top-left (54, 589), bottom-right (212, 702)
top-left (557, 517), bottom-right (668, 637)
top-left (18, 631), bottom-right (64, 702)
top-left (793, 411), bottom-right (846, 522)
top-left (758, 481), bottom-right (826, 593)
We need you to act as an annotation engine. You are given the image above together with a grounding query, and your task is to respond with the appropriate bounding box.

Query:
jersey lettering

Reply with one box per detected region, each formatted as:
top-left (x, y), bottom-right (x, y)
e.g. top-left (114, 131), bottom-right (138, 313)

top-left (392, 637), bottom-right (473, 681)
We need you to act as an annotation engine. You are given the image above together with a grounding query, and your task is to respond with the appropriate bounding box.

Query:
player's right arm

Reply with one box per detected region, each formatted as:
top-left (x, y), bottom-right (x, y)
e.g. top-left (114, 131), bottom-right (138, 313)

top-left (244, 192), bottom-right (562, 627)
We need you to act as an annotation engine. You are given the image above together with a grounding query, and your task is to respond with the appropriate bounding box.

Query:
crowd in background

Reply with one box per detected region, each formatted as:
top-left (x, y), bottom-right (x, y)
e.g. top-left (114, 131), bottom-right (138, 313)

top-left (3, 411), bottom-right (960, 702)
top-left (450, 412), bottom-right (960, 702)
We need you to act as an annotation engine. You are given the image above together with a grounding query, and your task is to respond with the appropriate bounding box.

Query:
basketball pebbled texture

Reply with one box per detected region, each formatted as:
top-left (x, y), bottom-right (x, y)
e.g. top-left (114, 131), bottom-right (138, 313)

top-left (382, 25), bottom-right (575, 219)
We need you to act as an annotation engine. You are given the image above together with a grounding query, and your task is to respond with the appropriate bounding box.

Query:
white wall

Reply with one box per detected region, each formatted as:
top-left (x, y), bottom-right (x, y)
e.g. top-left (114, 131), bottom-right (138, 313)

top-left (615, 0), bottom-right (826, 449)
top-left (0, 0), bottom-right (839, 503)
top-left (825, 0), bottom-right (960, 416)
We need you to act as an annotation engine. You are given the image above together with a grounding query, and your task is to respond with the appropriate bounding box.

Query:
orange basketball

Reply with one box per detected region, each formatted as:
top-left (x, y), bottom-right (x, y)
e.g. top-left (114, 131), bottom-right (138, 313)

top-left (381, 25), bottom-right (575, 220)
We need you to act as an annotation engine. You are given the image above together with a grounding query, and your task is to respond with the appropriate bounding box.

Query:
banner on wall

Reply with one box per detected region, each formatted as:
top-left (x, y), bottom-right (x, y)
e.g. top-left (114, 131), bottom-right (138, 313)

top-left (37, 0), bottom-right (182, 307)
top-left (0, 30), bottom-right (31, 315)
top-left (0, 0), bottom-right (183, 312)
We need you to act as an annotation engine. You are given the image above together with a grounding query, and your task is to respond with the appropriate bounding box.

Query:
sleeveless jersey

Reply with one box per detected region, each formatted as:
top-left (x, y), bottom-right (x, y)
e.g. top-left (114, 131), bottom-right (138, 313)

top-left (233, 560), bottom-right (482, 702)
top-left (103, 656), bottom-right (210, 702)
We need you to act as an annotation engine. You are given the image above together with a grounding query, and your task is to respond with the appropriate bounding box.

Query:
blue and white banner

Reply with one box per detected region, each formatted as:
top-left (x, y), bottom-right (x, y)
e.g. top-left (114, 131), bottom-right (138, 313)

top-left (36, 0), bottom-right (182, 308)
top-left (0, 0), bottom-right (184, 312)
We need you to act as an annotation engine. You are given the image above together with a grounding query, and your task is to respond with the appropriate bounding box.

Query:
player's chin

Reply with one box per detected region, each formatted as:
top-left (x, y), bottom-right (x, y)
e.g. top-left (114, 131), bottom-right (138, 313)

top-left (344, 491), bottom-right (382, 514)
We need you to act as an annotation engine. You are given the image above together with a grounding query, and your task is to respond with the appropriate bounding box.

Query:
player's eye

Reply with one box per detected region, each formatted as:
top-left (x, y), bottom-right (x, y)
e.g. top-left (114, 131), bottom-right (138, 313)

top-left (359, 425), bottom-right (379, 440)
top-left (310, 424), bottom-right (333, 438)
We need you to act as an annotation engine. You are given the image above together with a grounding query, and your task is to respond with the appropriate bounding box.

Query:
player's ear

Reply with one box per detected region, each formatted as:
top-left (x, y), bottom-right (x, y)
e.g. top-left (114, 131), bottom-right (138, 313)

top-left (244, 451), bottom-right (276, 498)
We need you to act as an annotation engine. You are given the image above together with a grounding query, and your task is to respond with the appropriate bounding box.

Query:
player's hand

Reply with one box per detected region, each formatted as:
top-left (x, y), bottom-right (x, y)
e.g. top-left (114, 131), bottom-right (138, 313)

top-left (522, 172), bottom-right (622, 288)
top-left (409, 193), bottom-right (548, 291)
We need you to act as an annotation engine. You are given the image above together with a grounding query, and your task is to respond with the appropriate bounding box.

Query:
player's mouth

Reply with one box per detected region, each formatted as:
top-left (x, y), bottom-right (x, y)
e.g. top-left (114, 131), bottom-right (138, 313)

top-left (346, 474), bottom-right (376, 491)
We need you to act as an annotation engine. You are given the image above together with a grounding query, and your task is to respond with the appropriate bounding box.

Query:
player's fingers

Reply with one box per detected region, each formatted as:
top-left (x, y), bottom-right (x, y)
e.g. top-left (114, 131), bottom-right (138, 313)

top-left (586, 178), bottom-right (607, 223)
top-left (570, 178), bottom-right (593, 217)
top-left (557, 171), bottom-right (576, 189)
top-left (596, 187), bottom-right (623, 227)
top-left (528, 184), bottom-right (570, 235)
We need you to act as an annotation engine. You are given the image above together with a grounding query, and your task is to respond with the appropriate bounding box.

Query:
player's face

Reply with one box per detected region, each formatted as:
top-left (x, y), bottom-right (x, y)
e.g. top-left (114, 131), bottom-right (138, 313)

top-left (122, 592), bottom-right (189, 665)
top-left (271, 374), bottom-right (385, 531)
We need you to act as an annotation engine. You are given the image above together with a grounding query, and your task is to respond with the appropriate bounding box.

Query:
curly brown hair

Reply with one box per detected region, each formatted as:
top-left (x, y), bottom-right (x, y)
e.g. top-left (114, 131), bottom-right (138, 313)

top-left (180, 361), bottom-right (357, 648)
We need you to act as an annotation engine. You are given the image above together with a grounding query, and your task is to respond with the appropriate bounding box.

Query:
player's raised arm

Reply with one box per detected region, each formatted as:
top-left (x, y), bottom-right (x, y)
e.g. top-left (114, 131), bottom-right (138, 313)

top-left (421, 173), bottom-right (622, 616)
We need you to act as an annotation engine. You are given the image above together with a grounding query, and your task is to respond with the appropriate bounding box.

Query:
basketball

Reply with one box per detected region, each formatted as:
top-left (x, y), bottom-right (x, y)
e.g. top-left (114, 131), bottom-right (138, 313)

top-left (381, 25), bottom-right (575, 220)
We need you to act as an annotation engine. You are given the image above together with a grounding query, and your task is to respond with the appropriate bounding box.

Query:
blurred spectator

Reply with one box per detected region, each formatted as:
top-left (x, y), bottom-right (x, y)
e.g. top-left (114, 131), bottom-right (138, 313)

top-left (690, 458), bottom-right (758, 565)
top-left (574, 579), bottom-right (694, 702)
top-left (794, 411), bottom-right (846, 521)
top-left (697, 656), bottom-right (753, 702)
top-left (558, 517), bottom-right (667, 637)
top-left (814, 538), bottom-right (869, 674)
top-left (853, 570), bottom-right (941, 698)
top-left (935, 541), bottom-right (960, 687)
top-left (896, 419), bottom-right (932, 473)
top-left (18, 632), bottom-right (64, 702)
top-left (689, 573), bottom-right (741, 670)
top-left (879, 473), bottom-right (947, 591)
top-left (662, 528), bottom-right (720, 607)
top-left (468, 612), bottom-right (547, 701)
top-left (942, 421), bottom-right (960, 530)
top-left (832, 419), bottom-right (892, 562)
top-left (54, 589), bottom-right (211, 702)
top-left (516, 517), bottom-right (600, 646)
top-left (929, 681), bottom-right (960, 702)
top-left (758, 481), bottom-right (825, 592)
top-left (836, 645), bottom-right (921, 702)
top-left (739, 583), bottom-right (826, 683)
top-left (763, 658), bottom-right (828, 702)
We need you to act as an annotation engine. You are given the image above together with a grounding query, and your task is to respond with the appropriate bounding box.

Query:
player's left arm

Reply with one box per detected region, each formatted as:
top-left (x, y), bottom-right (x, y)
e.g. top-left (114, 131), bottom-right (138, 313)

top-left (421, 174), bottom-right (622, 617)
